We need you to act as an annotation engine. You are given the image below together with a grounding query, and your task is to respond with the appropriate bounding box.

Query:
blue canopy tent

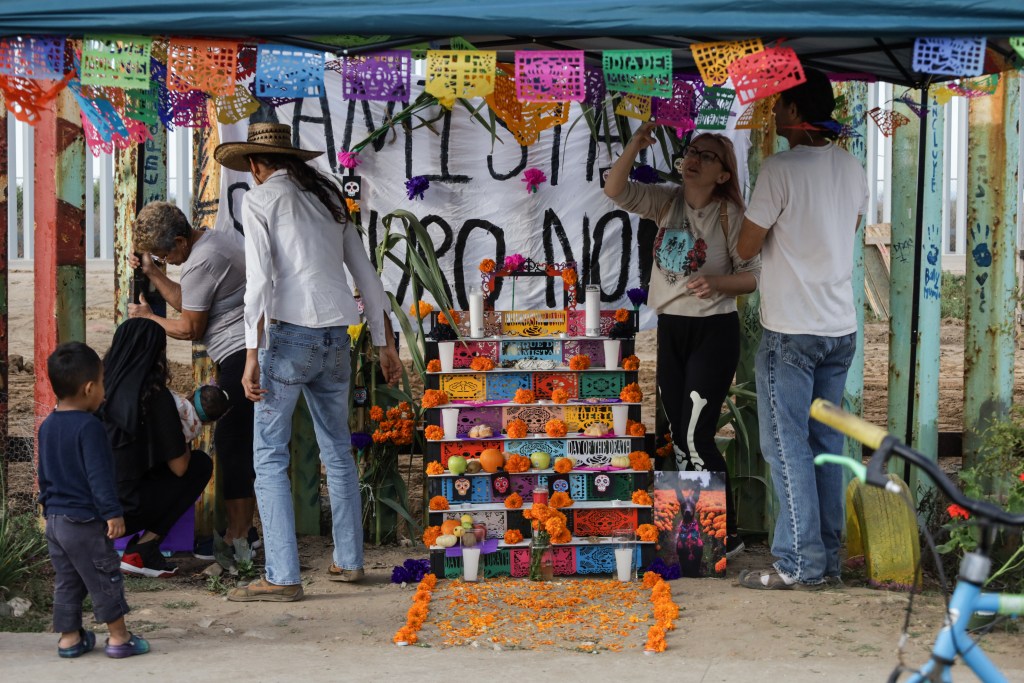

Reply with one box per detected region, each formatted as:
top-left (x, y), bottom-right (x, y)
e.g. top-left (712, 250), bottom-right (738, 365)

top-left (3, 0), bottom-right (1024, 449)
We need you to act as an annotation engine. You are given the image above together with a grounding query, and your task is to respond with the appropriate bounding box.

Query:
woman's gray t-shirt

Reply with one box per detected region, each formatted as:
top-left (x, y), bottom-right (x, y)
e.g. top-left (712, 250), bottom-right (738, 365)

top-left (180, 228), bottom-right (246, 363)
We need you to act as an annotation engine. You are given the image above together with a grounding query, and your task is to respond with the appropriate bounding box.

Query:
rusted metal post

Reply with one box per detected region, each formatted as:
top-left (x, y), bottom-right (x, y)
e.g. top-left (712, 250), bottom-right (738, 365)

top-left (887, 87), bottom-right (943, 497)
top-left (0, 102), bottom-right (8, 490)
top-left (964, 72), bottom-right (1020, 466)
top-left (113, 124), bottom-right (168, 324)
top-left (33, 88), bottom-right (86, 425)
top-left (834, 81), bottom-right (870, 473)
top-left (190, 110), bottom-right (225, 537)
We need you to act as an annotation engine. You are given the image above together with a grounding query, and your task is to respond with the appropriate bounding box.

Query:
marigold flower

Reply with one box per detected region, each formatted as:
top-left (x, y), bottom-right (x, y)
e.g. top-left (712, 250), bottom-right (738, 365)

top-left (422, 389), bottom-right (449, 408)
top-left (408, 300), bottom-right (434, 318)
top-left (568, 354), bottom-right (591, 370)
top-left (549, 491), bottom-right (574, 508)
top-left (513, 388), bottom-right (536, 404)
top-left (629, 450), bottom-right (653, 471)
top-left (346, 198), bottom-right (360, 215)
top-left (504, 492), bottom-right (523, 509)
top-left (505, 453), bottom-right (532, 473)
top-left (636, 524), bottom-right (658, 542)
top-left (627, 419), bottom-right (647, 437)
top-left (947, 504), bottom-right (970, 520)
top-left (714, 557), bottom-right (727, 573)
top-left (632, 489), bottom-right (653, 506)
top-left (504, 529), bottom-right (523, 544)
top-left (470, 356), bottom-right (496, 371)
top-left (426, 461), bottom-right (444, 475)
top-left (425, 425), bottom-right (445, 441)
top-left (505, 418), bottom-right (528, 439)
top-left (369, 405), bottom-right (384, 422)
top-left (614, 308), bottom-right (630, 323)
top-left (622, 354), bottom-right (640, 371)
top-left (553, 457), bottom-right (573, 474)
top-left (545, 419), bottom-right (568, 438)
top-left (438, 309), bottom-right (461, 327)
top-left (562, 268), bottom-right (578, 286)
top-left (422, 525), bottom-right (442, 546)
top-left (429, 495), bottom-right (450, 511)
top-left (427, 359), bottom-right (441, 373)
top-left (479, 258), bottom-right (496, 273)
top-left (551, 388), bottom-right (570, 404)
top-left (620, 382), bottom-right (643, 403)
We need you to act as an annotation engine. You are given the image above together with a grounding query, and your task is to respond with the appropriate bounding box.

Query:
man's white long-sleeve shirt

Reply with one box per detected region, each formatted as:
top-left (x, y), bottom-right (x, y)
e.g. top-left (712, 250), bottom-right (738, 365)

top-left (241, 169), bottom-right (387, 348)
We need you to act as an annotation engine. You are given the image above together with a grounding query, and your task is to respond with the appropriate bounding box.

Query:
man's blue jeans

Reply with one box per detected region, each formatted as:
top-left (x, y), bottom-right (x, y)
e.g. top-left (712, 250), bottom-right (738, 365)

top-left (756, 330), bottom-right (856, 584)
top-left (254, 322), bottom-right (362, 586)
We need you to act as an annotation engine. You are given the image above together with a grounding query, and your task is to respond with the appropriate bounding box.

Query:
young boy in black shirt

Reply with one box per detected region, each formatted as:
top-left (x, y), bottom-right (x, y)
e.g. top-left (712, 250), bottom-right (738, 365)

top-left (38, 342), bottom-right (149, 659)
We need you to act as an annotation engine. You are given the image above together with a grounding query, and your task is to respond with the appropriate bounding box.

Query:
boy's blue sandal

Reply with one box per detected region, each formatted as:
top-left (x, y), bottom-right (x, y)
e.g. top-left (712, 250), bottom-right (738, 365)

top-left (105, 633), bottom-right (150, 659)
top-left (57, 628), bottom-right (96, 658)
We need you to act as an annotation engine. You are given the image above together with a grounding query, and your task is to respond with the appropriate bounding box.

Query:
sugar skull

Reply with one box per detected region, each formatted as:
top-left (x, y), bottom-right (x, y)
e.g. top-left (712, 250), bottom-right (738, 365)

top-left (494, 475), bottom-right (509, 494)
top-left (454, 477), bottom-right (471, 496)
top-left (594, 473), bottom-right (611, 493)
top-left (342, 177), bottom-right (362, 200)
top-left (552, 478), bottom-right (569, 492)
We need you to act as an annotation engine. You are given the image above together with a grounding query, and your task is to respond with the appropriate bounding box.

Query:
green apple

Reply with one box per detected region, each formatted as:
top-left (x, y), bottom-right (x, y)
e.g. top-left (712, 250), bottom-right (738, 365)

top-left (448, 456), bottom-right (468, 475)
top-left (530, 451), bottom-right (551, 469)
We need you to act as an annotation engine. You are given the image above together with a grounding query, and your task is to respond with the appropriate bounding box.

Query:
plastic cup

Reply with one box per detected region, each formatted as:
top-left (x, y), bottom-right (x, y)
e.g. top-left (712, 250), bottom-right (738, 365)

top-left (615, 546), bottom-right (633, 582)
top-left (603, 340), bottom-right (621, 369)
top-left (612, 404), bottom-right (629, 436)
top-left (462, 547), bottom-right (481, 582)
top-left (441, 408), bottom-right (460, 438)
top-left (438, 342), bottom-right (455, 372)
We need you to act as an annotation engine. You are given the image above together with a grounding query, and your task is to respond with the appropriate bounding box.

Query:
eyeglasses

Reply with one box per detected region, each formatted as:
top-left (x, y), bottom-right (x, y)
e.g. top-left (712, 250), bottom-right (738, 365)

top-left (684, 146), bottom-right (724, 166)
top-left (149, 254), bottom-right (167, 265)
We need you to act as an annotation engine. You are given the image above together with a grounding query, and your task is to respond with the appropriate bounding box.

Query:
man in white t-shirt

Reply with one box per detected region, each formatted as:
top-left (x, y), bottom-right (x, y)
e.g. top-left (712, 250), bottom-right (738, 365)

top-left (735, 68), bottom-right (868, 590)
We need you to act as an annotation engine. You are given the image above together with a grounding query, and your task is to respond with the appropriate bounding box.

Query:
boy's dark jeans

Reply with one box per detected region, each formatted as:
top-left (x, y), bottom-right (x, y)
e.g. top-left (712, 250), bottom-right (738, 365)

top-left (46, 514), bottom-right (130, 633)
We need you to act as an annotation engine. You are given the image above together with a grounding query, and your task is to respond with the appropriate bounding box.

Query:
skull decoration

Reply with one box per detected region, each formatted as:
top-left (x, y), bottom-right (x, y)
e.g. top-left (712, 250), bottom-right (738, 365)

top-left (672, 153), bottom-right (686, 178)
top-left (342, 176), bottom-right (362, 200)
top-left (454, 477), bottom-right (471, 496)
top-left (552, 478), bottom-right (569, 492)
top-left (494, 475), bottom-right (509, 494)
top-left (594, 474), bottom-right (611, 493)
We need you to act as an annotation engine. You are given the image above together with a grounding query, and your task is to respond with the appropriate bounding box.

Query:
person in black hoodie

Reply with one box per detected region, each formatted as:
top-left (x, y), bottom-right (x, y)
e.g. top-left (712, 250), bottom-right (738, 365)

top-left (100, 318), bottom-right (212, 578)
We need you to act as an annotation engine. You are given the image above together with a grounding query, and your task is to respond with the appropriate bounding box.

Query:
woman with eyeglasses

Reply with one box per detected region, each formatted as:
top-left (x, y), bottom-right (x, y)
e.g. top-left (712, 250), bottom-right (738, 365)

top-left (604, 121), bottom-right (760, 559)
top-left (126, 201), bottom-right (258, 563)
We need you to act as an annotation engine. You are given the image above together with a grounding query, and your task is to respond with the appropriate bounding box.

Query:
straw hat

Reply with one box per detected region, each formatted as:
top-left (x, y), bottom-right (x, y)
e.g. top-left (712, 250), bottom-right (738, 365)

top-left (213, 122), bottom-right (323, 172)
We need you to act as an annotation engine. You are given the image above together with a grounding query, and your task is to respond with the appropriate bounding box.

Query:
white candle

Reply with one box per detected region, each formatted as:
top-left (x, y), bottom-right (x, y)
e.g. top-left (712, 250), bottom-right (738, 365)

top-left (612, 404), bottom-right (629, 436)
top-left (438, 341), bottom-right (455, 372)
top-left (441, 408), bottom-right (460, 438)
top-left (462, 547), bottom-right (481, 582)
top-left (614, 547), bottom-right (633, 582)
top-left (585, 285), bottom-right (601, 337)
top-left (603, 339), bottom-right (621, 369)
top-left (469, 288), bottom-right (485, 338)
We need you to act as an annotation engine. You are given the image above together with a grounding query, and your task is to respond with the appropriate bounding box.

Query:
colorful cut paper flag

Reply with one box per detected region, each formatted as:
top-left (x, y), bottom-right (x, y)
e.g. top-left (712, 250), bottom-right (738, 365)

top-left (1011, 37), bottom-right (1024, 61)
top-left (485, 64), bottom-right (569, 146)
top-left (81, 35), bottom-right (152, 90)
top-left (734, 95), bottom-right (776, 131)
top-left (694, 87), bottom-right (735, 130)
top-left (514, 50), bottom-right (586, 103)
top-left (255, 45), bottom-right (325, 99)
top-left (338, 51), bottom-right (411, 102)
top-left (690, 39), bottom-right (764, 87)
top-left (0, 36), bottom-right (65, 80)
top-left (167, 38), bottom-right (238, 96)
top-left (425, 50), bottom-right (497, 101)
top-left (933, 85), bottom-right (956, 105)
top-left (728, 47), bottom-right (805, 106)
top-left (653, 77), bottom-right (699, 129)
top-left (868, 107), bottom-right (910, 137)
top-left (236, 45), bottom-right (258, 81)
top-left (584, 66), bottom-right (606, 111)
top-left (912, 37), bottom-right (986, 77)
top-left (614, 93), bottom-right (652, 121)
top-left (602, 50), bottom-right (672, 98)
top-left (247, 80), bottom-right (298, 108)
top-left (68, 78), bottom-right (130, 145)
top-left (214, 85), bottom-right (261, 124)
top-left (0, 73), bottom-right (66, 124)
top-left (947, 74), bottom-right (999, 98)
top-left (152, 60), bottom-right (209, 129)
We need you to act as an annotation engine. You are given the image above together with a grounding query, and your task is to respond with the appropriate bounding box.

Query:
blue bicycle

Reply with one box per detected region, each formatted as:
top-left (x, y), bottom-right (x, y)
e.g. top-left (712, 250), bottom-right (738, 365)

top-left (810, 399), bottom-right (1024, 683)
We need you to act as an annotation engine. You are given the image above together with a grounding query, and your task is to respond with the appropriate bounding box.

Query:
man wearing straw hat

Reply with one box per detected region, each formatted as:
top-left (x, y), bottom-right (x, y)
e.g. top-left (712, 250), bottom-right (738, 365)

top-left (215, 122), bottom-right (402, 602)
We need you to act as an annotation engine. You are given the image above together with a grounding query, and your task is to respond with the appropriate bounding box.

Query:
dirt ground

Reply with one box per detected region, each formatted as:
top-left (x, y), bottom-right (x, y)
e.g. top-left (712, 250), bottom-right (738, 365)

top-left (4, 262), bottom-right (1024, 679)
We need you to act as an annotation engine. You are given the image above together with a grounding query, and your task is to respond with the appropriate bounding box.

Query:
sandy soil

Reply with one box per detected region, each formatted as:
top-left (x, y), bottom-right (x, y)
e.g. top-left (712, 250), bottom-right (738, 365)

top-left (5, 262), bottom-right (1024, 679)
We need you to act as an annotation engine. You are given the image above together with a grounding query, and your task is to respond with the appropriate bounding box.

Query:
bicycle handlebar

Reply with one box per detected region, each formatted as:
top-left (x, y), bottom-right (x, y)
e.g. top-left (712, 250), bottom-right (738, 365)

top-left (810, 399), bottom-right (1024, 528)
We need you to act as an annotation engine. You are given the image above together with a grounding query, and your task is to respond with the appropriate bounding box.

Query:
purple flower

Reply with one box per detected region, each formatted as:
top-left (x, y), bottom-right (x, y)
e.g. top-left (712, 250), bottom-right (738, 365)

top-left (351, 432), bottom-right (372, 451)
top-left (405, 175), bottom-right (430, 201)
top-left (629, 164), bottom-right (662, 184)
top-left (644, 557), bottom-right (681, 581)
top-left (627, 287), bottom-right (648, 307)
top-left (391, 558), bottom-right (432, 584)
top-left (503, 254), bottom-right (526, 272)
